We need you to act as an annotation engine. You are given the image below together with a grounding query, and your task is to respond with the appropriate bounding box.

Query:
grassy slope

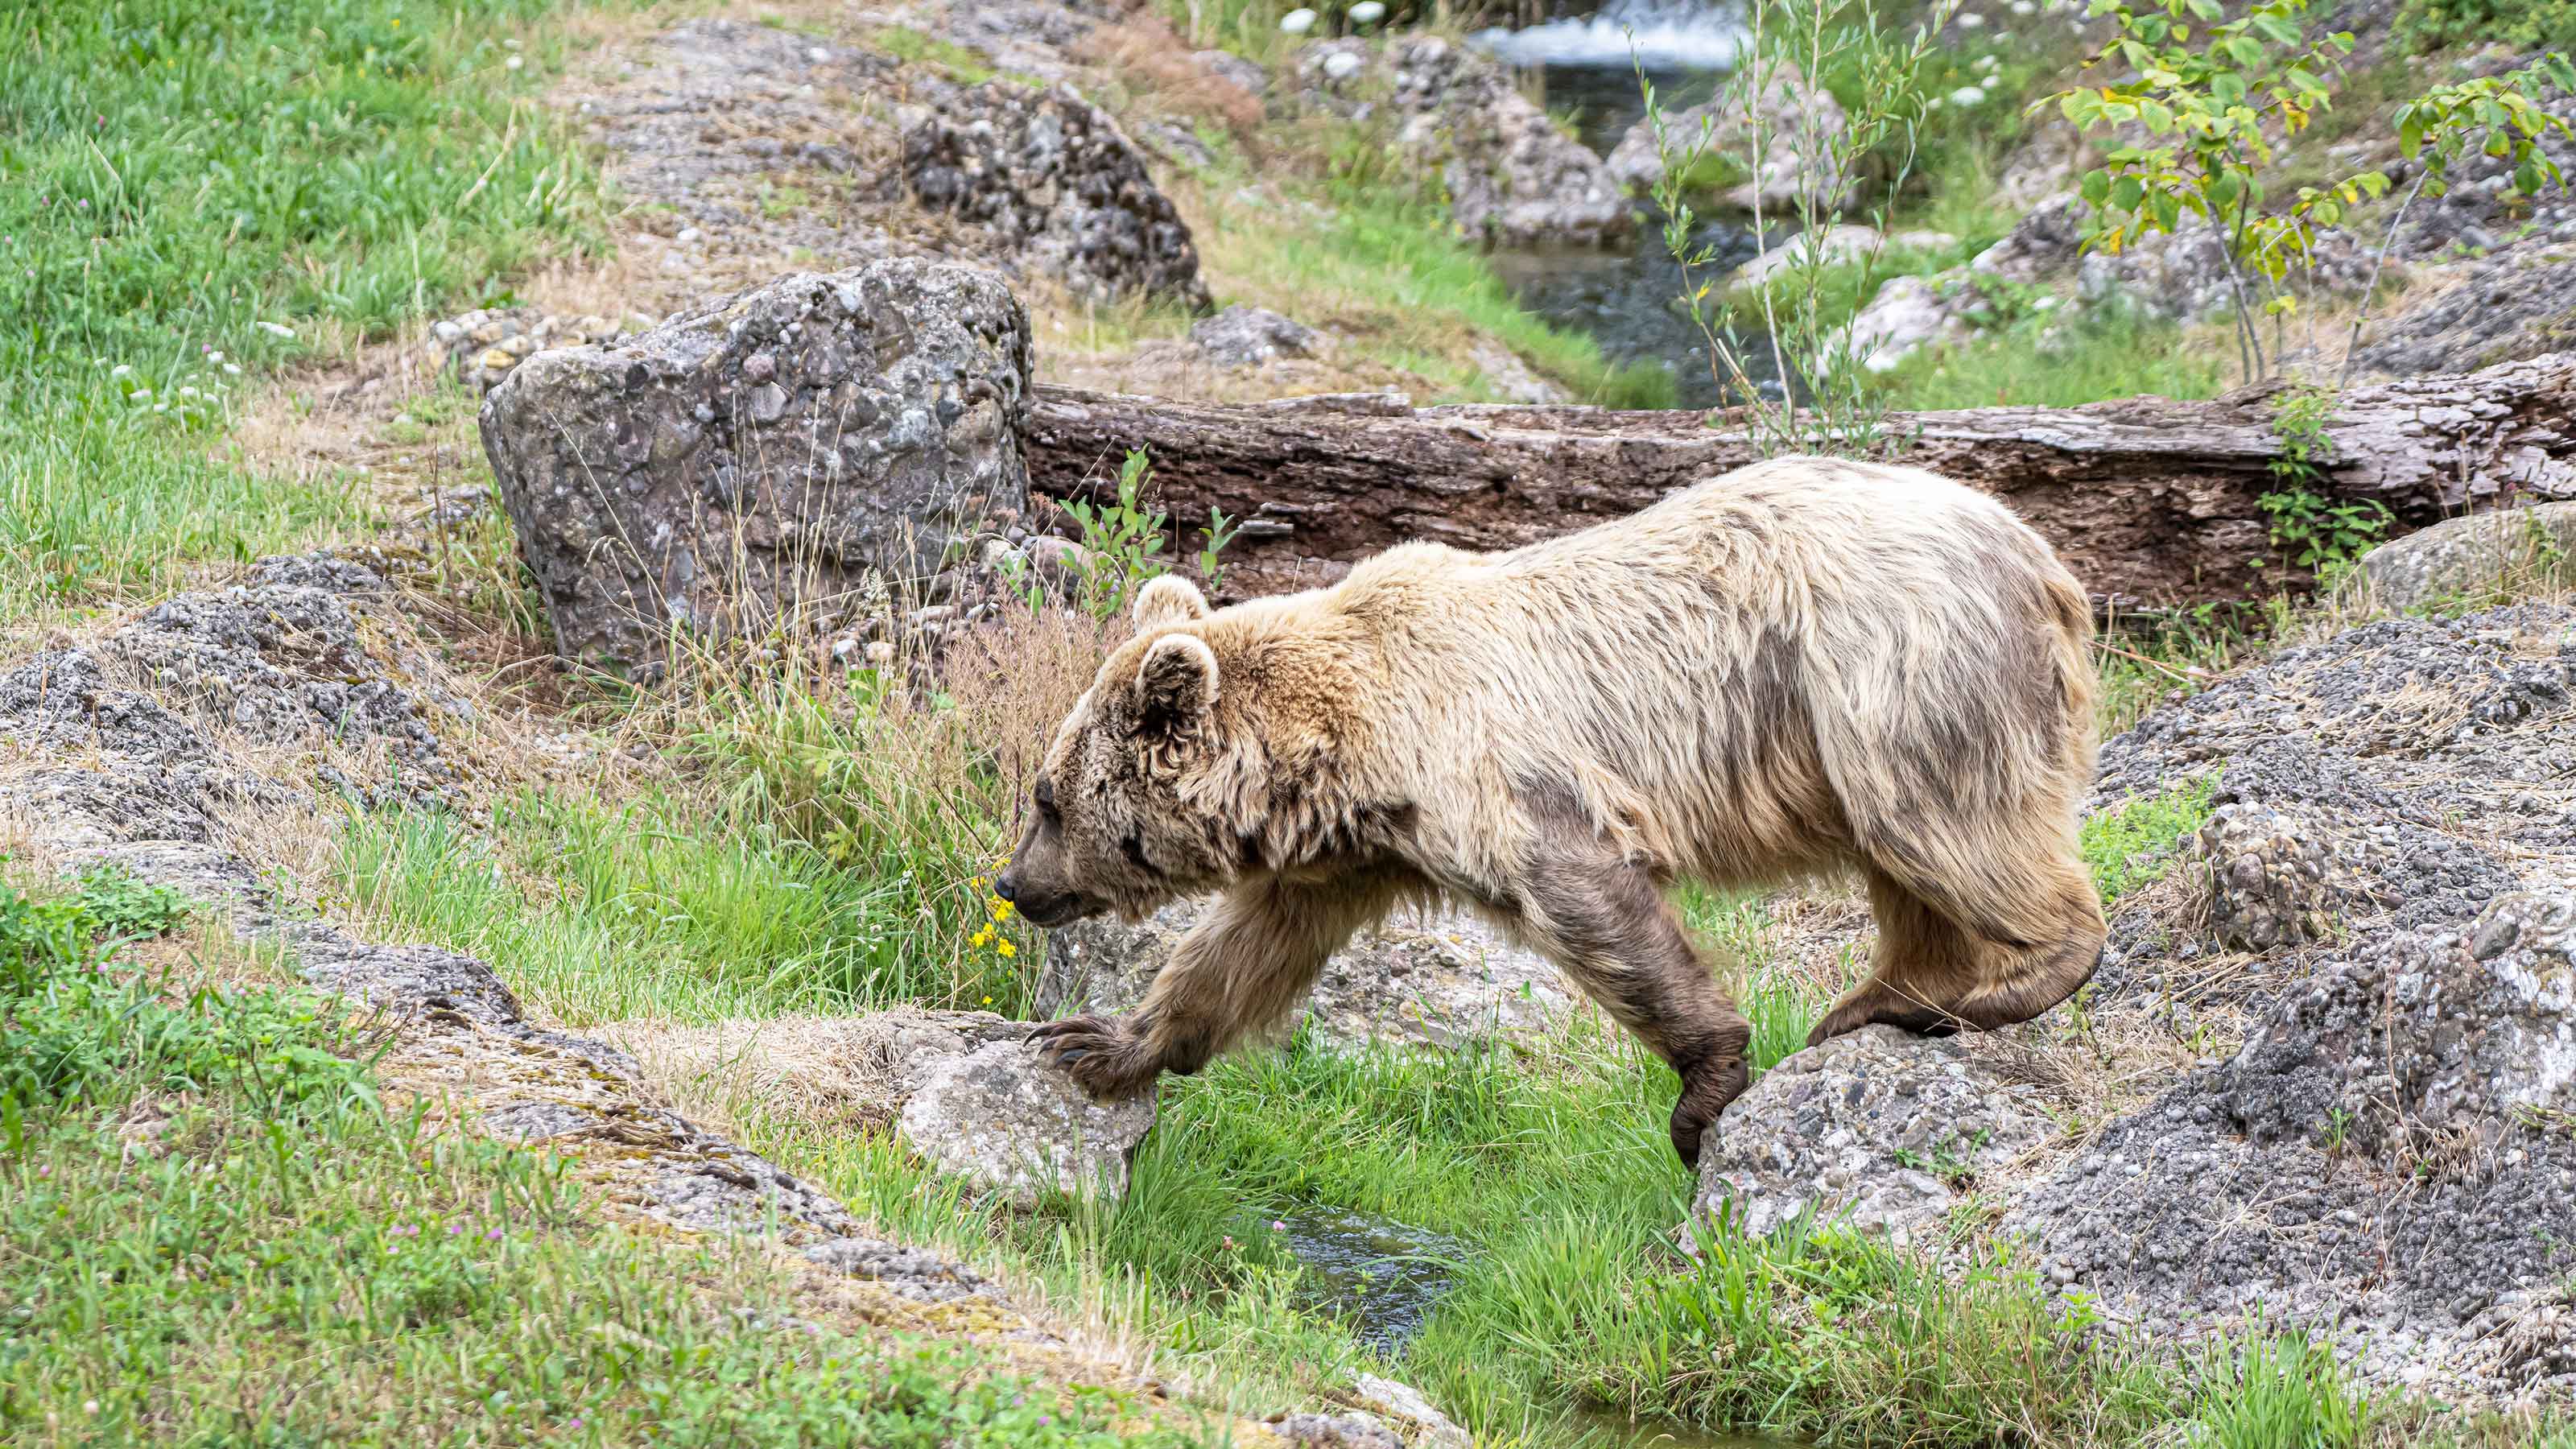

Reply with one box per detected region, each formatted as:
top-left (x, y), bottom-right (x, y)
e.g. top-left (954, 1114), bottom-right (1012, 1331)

top-left (0, 870), bottom-right (1197, 1447)
top-left (0, 0), bottom-right (610, 628)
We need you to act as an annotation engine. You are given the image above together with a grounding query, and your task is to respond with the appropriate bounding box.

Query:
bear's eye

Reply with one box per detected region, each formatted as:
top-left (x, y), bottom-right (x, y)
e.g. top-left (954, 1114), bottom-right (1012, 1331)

top-left (1034, 775), bottom-right (1059, 822)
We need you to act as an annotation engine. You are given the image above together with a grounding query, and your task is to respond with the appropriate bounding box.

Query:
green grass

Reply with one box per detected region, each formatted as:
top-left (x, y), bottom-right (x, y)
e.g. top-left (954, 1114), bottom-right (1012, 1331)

top-left (335, 786), bottom-right (1035, 1025)
top-left (2082, 778), bottom-right (2220, 906)
top-left (1876, 305), bottom-right (2231, 411)
top-left (1230, 184), bottom-right (1678, 407)
top-left (0, 0), bottom-right (608, 625)
top-left (0, 868), bottom-right (1196, 1447)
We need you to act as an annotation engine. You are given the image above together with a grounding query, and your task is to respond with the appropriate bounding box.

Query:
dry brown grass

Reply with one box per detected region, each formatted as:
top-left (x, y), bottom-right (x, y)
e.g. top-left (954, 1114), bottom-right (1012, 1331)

top-left (1073, 15), bottom-right (1267, 146)
top-left (594, 1005), bottom-right (1025, 1137)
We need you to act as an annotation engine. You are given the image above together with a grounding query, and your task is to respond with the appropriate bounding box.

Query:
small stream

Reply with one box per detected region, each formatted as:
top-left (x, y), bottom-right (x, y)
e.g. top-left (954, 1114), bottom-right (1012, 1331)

top-left (1468, 0), bottom-right (1785, 407)
top-left (1274, 1208), bottom-right (1801, 1449)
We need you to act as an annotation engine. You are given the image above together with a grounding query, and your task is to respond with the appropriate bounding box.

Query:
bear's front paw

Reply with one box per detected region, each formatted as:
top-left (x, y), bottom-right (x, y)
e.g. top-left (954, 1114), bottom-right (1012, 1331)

top-left (1026, 1014), bottom-right (1161, 1099)
top-left (1669, 1054), bottom-right (1751, 1171)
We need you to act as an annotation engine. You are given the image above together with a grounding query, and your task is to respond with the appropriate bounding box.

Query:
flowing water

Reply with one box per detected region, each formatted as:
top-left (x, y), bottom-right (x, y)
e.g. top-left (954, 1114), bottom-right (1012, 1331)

top-left (1273, 1208), bottom-right (1802, 1449)
top-left (1466, 0), bottom-right (1787, 407)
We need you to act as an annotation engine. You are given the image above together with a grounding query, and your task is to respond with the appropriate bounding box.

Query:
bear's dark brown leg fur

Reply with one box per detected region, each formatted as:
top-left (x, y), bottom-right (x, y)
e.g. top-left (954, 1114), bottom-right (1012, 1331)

top-left (1030, 877), bottom-right (1397, 1098)
top-left (1515, 799), bottom-right (1752, 1170)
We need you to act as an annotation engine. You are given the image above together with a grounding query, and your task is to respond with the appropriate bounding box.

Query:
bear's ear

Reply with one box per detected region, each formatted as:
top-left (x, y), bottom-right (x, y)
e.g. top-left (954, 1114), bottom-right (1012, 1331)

top-left (1133, 632), bottom-right (1220, 727)
top-left (1132, 574), bottom-right (1210, 632)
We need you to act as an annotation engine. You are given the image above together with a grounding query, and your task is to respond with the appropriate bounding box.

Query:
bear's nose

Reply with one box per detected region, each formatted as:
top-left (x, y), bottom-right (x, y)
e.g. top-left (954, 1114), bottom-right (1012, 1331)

top-left (993, 872), bottom-right (1019, 904)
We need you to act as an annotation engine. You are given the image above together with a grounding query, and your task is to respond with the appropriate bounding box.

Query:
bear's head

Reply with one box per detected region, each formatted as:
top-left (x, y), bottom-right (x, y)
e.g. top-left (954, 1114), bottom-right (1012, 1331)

top-left (996, 575), bottom-right (1249, 927)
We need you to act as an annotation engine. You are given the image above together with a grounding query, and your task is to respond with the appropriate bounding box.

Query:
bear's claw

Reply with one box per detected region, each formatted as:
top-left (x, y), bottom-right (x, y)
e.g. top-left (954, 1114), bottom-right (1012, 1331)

top-left (1026, 1013), bottom-right (1158, 1099)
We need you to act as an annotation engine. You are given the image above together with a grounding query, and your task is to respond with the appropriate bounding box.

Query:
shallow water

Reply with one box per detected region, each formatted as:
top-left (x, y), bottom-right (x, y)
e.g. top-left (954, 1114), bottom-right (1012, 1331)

top-left (1273, 1208), bottom-right (1807, 1449)
top-left (1273, 1204), bottom-right (1469, 1353)
top-left (1468, 2), bottom-right (1787, 407)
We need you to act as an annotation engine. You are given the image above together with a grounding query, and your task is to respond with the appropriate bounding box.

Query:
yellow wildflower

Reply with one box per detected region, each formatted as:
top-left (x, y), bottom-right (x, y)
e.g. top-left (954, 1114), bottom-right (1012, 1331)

top-left (996, 940), bottom-right (1017, 959)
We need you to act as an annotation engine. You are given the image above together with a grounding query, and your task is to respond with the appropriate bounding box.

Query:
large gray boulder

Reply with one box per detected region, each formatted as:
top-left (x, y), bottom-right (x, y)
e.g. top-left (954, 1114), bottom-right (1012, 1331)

top-left (1037, 902), bottom-right (1575, 1053)
top-left (903, 82), bottom-right (1211, 310)
top-left (479, 262), bottom-right (1033, 676)
top-left (1690, 1026), bottom-right (2056, 1249)
top-left (2343, 502), bottom-right (2576, 614)
top-left (894, 1039), bottom-right (1156, 1209)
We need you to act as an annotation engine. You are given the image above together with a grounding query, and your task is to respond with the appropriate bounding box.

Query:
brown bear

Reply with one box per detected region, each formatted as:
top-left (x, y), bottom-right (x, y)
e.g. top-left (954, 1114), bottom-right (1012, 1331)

top-left (998, 454), bottom-right (2107, 1167)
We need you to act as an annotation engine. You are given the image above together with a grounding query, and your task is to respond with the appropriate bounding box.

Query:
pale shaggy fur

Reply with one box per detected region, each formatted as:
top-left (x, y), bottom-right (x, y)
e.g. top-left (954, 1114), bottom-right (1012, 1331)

top-left (1001, 455), bottom-right (2106, 1167)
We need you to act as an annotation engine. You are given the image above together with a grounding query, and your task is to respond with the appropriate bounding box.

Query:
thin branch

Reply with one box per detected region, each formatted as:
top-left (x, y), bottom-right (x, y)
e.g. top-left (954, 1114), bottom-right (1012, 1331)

top-left (2335, 166), bottom-right (2433, 395)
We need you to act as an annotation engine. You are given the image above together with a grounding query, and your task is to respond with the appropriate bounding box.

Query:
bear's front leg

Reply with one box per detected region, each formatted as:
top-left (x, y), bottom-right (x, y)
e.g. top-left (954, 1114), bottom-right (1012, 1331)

top-left (1029, 876), bottom-right (1399, 1101)
top-left (1514, 798), bottom-right (1754, 1170)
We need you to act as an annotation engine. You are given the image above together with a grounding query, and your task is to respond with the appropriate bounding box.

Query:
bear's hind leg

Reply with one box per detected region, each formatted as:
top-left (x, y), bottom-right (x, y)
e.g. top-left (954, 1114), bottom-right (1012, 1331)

top-left (1941, 854), bottom-right (2105, 1030)
top-left (1806, 866), bottom-right (1984, 1045)
top-left (1517, 854), bottom-right (1752, 1170)
top-left (1806, 859), bottom-right (2105, 1047)
top-left (1031, 876), bottom-right (1395, 1098)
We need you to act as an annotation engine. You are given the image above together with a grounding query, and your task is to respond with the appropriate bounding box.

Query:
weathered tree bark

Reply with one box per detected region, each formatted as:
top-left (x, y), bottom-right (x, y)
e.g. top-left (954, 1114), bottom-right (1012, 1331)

top-left (1023, 352), bottom-right (2576, 609)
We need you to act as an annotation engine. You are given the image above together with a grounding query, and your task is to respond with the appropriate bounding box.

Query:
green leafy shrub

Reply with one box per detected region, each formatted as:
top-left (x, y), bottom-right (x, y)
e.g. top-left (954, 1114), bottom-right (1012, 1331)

top-left (2397, 0), bottom-right (2576, 54)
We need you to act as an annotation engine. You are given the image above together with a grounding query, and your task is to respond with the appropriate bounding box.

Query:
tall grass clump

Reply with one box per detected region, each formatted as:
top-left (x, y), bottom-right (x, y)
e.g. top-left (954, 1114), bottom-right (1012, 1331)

top-left (0, 0), bottom-right (606, 623)
top-left (669, 613), bottom-right (1108, 997)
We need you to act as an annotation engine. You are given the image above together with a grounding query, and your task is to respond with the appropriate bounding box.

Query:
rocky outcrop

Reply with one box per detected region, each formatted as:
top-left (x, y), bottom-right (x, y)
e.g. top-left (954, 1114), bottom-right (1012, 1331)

top-left (0, 553), bottom-right (463, 846)
top-left (1605, 63), bottom-right (1852, 214)
top-left (1392, 38), bottom-right (1631, 246)
top-left (902, 81), bottom-right (1212, 310)
top-left (1193, 305), bottom-right (1319, 368)
top-left (2358, 246), bottom-right (2576, 380)
top-left (1302, 37), bottom-right (1631, 247)
top-left (1691, 1026), bottom-right (2056, 1249)
top-left (2343, 502), bottom-right (2576, 613)
top-left (1709, 601), bottom-right (2576, 1397)
top-left (479, 261), bottom-right (1034, 676)
top-left (896, 1039), bottom-right (1157, 1209)
top-left (2010, 887), bottom-right (2576, 1394)
top-left (0, 555), bottom-right (1013, 1309)
top-left (1036, 902), bottom-right (1575, 1053)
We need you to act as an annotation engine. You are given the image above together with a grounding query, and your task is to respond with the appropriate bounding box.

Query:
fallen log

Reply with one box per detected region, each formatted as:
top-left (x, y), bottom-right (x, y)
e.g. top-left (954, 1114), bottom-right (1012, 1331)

top-left (1022, 351), bottom-right (2576, 609)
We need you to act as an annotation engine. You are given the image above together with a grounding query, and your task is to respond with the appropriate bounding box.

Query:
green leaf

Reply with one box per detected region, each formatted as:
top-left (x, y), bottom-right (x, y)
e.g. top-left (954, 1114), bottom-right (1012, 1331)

top-left (2081, 169), bottom-right (2112, 206)
top-left (2111, 174), bottom-right (2146, 211)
